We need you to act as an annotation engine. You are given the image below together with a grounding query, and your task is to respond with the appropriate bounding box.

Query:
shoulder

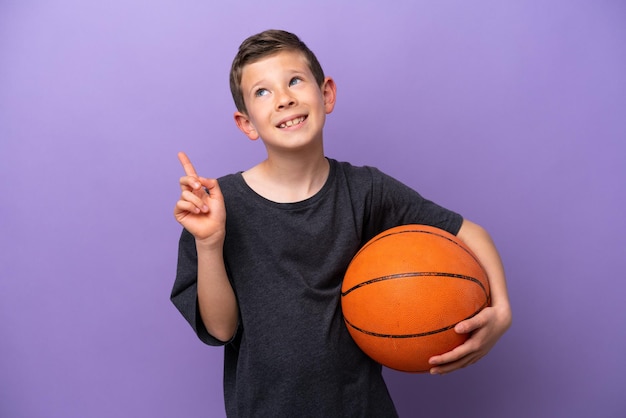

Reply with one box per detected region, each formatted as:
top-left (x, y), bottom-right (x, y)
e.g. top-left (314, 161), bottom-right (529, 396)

top-left (217, 172), bottom-right (241, 185)
top-left (216, 172), bottom-right (245, 195)
top-left (330, 159), bottom-right (385, 182)
top-left (330, 159), bottom-right (404, 195)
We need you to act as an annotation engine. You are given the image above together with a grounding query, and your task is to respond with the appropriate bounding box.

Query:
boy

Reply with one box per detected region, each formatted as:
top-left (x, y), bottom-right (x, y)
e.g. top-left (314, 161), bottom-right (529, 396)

top-left (172, 29), bottom-right (512, 417)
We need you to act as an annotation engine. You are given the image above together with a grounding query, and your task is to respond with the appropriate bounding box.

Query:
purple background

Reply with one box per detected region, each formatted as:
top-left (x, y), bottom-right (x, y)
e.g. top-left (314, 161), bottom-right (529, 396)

top-left (1, 1), bottom-right (624, 417)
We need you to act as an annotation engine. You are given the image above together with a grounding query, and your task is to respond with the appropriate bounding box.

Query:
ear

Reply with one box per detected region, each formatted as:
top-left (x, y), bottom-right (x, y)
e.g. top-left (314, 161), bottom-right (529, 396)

top-left (234, 111), bottom-right (260, 140)
top-left (321, 77), bottom-right (337, 114)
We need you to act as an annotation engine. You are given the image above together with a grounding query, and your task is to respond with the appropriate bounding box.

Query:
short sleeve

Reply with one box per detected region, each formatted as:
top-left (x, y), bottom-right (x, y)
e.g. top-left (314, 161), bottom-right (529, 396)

top-left (367, 167), bottom-right (463, 239)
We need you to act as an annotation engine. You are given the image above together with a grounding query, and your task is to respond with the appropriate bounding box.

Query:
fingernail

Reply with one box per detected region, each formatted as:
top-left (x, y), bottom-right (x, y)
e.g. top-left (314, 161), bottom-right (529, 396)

top-left (202, 205), bottom-right (209, 212)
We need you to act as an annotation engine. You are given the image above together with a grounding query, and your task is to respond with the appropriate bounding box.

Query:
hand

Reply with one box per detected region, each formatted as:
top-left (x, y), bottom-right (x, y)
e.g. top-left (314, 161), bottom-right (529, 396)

top-left (428, 304), bottom-right (512, 375)
top-left (174, 152), bottom-right (226, 245)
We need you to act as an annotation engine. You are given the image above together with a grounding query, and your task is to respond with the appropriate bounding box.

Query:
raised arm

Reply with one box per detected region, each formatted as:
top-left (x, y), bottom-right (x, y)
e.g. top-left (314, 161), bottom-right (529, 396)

top-left (174, 152), bottom-right (238, 342)
top-left (428, 219), bottom-right (512, 374)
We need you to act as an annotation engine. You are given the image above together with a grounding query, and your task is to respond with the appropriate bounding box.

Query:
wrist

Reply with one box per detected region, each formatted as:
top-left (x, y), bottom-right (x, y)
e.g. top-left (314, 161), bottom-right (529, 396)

top-left (491, 302), bottom-right (513, 329)
top-left (195, 232), bottom-right (226, 252)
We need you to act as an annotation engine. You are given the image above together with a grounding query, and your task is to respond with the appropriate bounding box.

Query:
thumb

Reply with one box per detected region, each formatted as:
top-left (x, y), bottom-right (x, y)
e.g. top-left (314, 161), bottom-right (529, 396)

top-left (199, 177), bottom-right (223, 200)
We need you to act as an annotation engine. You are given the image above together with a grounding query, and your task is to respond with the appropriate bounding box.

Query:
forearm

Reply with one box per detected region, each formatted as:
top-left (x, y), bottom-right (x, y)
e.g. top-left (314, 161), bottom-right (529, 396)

top-left (428, 219), bottom-right (511, 373)
top-left (457, 219), bottom-right (511, 316)
top-left (196, 239), bottom-right (239, 342)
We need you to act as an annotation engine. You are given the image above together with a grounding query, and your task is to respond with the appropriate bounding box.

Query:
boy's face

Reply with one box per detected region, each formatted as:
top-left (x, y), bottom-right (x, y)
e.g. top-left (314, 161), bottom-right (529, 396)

top-left (234, 50), bottom-right (336, 152)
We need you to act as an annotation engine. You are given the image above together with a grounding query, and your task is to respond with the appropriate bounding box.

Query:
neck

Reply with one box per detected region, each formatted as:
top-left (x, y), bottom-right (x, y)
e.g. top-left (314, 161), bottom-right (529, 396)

top-left (243, 148), bottom-right (330, 203)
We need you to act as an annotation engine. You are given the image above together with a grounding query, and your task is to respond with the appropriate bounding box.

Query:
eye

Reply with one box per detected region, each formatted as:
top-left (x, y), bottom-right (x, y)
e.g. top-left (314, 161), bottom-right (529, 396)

top-left (289, 77), bottom-right (302, 87)
top-left (255, 88), bottom-right (269, 97)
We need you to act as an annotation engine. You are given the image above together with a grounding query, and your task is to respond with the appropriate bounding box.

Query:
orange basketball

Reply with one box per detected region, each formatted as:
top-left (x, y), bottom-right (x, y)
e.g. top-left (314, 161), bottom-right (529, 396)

top-left (341, 224), bottom-right (490, 373)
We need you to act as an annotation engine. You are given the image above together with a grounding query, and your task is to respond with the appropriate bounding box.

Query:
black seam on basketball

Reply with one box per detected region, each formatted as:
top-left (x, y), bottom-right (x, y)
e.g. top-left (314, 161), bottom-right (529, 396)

top-left (341, 271), bottom-right (488, 297)
top-left (343, 301), bottom-right (488, 339)
top-left (348, 228), bottom-right (490, 299)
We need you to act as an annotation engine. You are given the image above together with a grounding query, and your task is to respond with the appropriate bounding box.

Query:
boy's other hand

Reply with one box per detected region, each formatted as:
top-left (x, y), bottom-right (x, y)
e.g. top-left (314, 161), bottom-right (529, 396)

top-left (427, 304), bottom-right (512, 375)
top-left (174, 152), bottom-right (226, 246)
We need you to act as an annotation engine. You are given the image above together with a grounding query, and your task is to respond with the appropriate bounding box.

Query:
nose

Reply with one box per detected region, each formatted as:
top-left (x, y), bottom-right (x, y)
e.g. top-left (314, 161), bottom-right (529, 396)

top-left (275, 88), bottom-right (296, 110)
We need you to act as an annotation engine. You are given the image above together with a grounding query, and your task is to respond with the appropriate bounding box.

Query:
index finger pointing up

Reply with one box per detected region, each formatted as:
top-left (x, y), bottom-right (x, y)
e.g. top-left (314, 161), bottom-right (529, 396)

top-left (177, 151), bottom-right (198, 177)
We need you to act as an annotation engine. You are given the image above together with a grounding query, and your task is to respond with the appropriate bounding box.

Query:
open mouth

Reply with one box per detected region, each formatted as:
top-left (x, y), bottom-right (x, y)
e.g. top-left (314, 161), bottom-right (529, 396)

top-left (278, 116), bottom-right (306, 128)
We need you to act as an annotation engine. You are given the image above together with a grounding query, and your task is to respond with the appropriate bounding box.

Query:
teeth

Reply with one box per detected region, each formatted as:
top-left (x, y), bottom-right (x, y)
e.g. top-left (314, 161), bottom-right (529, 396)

top-left (279, 116), bottom-right (305, 128)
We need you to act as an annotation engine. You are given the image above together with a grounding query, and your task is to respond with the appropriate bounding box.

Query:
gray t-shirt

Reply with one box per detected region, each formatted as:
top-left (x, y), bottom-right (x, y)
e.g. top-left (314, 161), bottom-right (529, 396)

top-left (171, 158), bottom-right (463, 417)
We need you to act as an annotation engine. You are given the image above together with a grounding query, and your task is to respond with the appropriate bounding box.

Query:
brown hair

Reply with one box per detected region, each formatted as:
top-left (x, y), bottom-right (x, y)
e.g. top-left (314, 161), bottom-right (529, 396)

top-left (229, 29), bottom-right (325, 114)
